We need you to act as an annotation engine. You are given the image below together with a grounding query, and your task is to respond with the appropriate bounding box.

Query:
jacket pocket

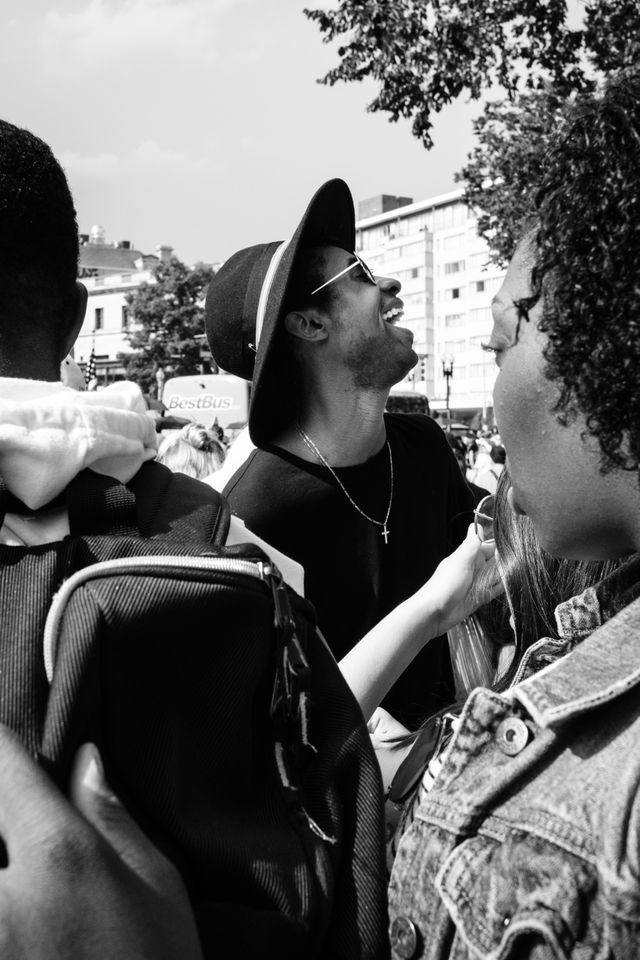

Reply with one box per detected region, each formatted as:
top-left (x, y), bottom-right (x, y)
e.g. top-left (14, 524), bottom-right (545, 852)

top-left (437, 830), bottom-right (606, 959)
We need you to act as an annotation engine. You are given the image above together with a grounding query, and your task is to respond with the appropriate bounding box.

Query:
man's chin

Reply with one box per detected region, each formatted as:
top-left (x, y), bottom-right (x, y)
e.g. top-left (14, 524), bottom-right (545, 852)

top-left (393, 346), bottom-right (418, 382)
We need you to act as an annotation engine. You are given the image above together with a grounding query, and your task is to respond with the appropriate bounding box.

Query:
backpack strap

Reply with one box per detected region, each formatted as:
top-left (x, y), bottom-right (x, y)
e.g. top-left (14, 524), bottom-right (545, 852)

top-left (67, 470), bottom-right (140, 537)
top-left (128, 461), bottom-right (230, 546)
top-left (0, 470), bottom-right (140, 537)
top-left (0, 462), bottom-right (230, 545)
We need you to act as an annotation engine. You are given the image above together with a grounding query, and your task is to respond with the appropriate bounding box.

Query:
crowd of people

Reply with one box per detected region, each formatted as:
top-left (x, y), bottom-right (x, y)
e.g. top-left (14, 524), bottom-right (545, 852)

top-left (0, 63), bottom-right (637, 960)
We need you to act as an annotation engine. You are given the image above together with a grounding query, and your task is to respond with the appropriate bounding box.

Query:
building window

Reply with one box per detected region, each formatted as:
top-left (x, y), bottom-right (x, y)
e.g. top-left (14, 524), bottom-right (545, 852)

top-left (94, 307), bottom-right (103, 330)
top-left (475, 280), bottom-right (485, 293)
top-left (121, 305), bottom-right (129, 329)
top-left (444, 313), bottom-right (465, 328)
top-left (441, 231), bottom-right (465, 250)
top-left (470, 307), bottom-right (492, 325)
top-left (444, 260), bottom-right (464, 275)
top-left (411, 267), bottom-right (419, 279)
top-left (444, 287), bottom-right (461, 301)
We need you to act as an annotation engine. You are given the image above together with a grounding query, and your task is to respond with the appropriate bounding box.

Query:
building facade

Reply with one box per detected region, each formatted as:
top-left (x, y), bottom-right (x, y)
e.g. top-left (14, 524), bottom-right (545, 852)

top-left (77, 193), bottom-right (503, 420)
top-left (356, 189), bottom-right (504, 426)
top-left (73, 225), bottom-right (171, 385)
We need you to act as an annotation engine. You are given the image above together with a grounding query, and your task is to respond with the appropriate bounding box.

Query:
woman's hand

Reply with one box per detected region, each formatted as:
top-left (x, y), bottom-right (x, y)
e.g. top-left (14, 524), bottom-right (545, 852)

top-left (340, 524), bottom-right (503, 722)
top-left (410, 523), bottom-right (503, 638)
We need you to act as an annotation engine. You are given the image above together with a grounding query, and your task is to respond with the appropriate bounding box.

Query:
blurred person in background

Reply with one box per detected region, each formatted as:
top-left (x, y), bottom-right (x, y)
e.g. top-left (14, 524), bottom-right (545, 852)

top-left (156, 422), bottom-right (226, 480)
top-left (474, 441), bottom-right (506, 495)
top-left (445, 433), bottom-right (490, 505)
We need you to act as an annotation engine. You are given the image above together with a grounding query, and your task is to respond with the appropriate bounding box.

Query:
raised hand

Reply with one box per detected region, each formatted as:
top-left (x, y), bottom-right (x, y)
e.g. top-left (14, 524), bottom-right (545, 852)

top-left (0, 726), bottom-right (203, 960)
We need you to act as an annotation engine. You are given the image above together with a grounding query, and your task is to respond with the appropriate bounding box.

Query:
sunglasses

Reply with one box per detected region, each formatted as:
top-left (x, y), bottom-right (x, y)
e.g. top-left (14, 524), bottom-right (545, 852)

top-left (473, 494), bottom-right (495, 544)
top-left (310, 252), bottom-right (377, 296)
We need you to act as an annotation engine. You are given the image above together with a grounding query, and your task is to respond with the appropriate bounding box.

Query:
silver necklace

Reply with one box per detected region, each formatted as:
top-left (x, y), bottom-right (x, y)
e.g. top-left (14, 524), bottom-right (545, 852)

top-left (296, 423), bottom-right (394, 544)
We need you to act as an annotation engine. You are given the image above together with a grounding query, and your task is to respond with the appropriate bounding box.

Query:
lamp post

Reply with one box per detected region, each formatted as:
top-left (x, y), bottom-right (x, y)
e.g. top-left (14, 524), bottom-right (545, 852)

top-left (155, 366), bottom-right (166, 402)
top-left (442, 356), bottom-right (454, 431)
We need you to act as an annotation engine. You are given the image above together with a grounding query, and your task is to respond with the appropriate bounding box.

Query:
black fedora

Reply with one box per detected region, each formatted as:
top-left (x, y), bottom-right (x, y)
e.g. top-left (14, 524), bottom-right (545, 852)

top-left (205, 179), bottom-right (355, 446)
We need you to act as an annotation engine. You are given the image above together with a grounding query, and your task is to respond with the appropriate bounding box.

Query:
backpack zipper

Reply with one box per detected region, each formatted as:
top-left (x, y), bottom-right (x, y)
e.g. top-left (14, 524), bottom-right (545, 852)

top-left (43, 554), bottom-right (273, 683)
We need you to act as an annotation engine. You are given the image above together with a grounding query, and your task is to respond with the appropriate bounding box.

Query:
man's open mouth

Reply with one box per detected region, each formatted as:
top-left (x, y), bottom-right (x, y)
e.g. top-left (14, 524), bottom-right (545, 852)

top-left (382, 306), bottom-right (404, 324)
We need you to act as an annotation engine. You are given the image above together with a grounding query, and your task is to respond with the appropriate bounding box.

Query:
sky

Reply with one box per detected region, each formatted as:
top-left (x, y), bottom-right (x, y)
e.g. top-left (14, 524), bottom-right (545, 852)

top-left (0, 0), bottom-right (500, 265)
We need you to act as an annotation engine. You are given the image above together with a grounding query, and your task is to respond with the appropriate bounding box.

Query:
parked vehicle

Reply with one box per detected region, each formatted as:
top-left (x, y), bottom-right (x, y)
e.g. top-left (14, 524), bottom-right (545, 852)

top-left (161, 374), bottom-right (249, 432)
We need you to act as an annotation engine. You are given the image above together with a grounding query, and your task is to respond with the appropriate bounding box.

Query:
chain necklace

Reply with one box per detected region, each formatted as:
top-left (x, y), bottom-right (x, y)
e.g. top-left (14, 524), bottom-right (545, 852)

top-left (296, 422), bottom-right (394, 544)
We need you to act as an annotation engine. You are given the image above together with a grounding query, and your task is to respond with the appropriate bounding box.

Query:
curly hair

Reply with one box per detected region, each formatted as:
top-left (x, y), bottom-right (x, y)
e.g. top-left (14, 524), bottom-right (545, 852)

top-left (519, 69), bottom-right (640, 475)
top-left (0, 119), bottom-right (79, 346)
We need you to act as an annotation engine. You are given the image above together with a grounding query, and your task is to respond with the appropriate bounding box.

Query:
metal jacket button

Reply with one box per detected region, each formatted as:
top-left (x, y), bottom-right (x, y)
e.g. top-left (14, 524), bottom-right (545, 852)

top-left (496, 716), bottom-right (530, 756)
top-left (390, 915), bottom-right (418, 959)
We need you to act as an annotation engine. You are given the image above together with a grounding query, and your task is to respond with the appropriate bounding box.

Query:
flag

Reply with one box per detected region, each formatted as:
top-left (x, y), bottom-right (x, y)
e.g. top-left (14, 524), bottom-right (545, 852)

top-left (85, 348), bottom-right (97, 387)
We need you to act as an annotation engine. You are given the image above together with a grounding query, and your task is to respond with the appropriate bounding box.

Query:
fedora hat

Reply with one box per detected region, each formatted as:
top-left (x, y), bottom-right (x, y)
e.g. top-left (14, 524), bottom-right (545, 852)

top-left (205, 178), bottom-right (355, 446)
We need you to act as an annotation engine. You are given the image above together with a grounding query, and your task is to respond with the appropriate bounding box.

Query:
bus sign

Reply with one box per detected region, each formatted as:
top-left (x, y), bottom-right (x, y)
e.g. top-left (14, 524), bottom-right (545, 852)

top-left (161, 374), bottom-right (249, 429)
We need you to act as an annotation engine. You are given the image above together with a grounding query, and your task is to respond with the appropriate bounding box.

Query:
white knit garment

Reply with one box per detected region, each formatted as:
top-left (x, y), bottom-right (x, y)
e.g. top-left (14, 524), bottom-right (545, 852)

top-left (0, 378), bottom-right (158, 510)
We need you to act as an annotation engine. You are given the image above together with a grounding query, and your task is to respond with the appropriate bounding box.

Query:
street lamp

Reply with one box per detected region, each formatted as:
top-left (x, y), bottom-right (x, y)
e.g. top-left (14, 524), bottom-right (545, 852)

top-left (155, 366), bottom-right (166, 402)
top-left (442, 355), bottom-right (454, 431)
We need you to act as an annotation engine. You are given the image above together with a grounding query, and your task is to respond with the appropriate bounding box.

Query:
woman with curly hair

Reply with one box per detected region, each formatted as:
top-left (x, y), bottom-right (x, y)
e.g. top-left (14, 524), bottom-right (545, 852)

top-left (387, 70), bottom-right (640, 960)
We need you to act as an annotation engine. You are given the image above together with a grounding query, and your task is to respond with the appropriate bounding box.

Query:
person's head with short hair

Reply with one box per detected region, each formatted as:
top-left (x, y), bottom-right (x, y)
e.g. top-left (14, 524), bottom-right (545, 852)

top-left (156, 422), bottom-right (226, 480)
top-left (489, 68), bottom-right (640, 560)
top-left (489, 444), bottom-right (506, 465)
top-left (0, 120), bottom-right (86, 380)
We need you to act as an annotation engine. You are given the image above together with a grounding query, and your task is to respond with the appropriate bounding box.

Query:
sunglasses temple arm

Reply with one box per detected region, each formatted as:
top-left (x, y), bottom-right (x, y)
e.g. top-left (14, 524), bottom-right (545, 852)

top-left (310, 261), bottom-right (358, 296)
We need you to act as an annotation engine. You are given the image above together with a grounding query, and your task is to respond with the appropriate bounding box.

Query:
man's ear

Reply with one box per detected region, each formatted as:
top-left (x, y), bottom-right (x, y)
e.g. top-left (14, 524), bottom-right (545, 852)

top-left (60, 281), bottom-right (88, 359)
top-left (283, 309), bottom-right (329, 343)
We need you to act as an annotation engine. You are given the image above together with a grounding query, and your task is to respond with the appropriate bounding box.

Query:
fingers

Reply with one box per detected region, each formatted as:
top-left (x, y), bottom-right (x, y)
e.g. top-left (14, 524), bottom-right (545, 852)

top-left (474, 556), bottom-right (505, 605)
top-left (465, 522), bottom-right (496, 560)
top-left (70, 744), bottom-right (186, 896)
top-left (0, 724), bottom-right (81, 860)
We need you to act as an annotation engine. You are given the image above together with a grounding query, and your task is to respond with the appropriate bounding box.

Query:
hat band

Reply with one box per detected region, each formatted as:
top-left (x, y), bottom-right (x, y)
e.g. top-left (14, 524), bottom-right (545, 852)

top-left (255, 239), bottom-right (290, 348)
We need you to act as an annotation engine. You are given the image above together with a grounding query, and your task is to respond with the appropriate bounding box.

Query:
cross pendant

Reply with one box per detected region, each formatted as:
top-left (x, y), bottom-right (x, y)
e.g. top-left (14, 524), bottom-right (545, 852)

top-left (382, 524), bottom-right (389, 545)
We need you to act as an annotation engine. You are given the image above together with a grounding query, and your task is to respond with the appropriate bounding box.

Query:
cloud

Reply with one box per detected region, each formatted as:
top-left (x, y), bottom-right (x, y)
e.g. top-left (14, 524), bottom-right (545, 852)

top-left (58, 140), bottom-right (208, 182)
top-left (40, 0), bottom-right (229, 77)
top-left (130, 139), bottom-right (208, 174)
top-left (58, 150), bottom-right (121, 180)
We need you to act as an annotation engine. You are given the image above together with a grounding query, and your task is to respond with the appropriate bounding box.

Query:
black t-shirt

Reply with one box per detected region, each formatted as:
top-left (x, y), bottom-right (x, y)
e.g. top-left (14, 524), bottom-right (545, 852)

top-left (223, 413), bottom-right (475, 729)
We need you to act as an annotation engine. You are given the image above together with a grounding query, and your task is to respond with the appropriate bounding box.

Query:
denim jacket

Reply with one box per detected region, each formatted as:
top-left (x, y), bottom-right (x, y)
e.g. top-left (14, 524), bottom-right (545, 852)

top-left (388, 557), bottom-right (640, 960)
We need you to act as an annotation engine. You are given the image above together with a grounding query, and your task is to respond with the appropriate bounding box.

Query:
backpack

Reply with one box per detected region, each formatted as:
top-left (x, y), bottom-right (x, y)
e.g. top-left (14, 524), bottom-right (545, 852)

top-left (0, 462), bottom-right (389, 960)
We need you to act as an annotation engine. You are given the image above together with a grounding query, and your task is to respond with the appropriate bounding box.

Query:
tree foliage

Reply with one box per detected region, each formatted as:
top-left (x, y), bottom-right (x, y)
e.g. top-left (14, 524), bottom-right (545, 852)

top-left (456, 87), bottom-right (569, 264)
top-left (118, 258), bottom-right (214, 395)
top-left (305, 0), bottom-right (640, 261)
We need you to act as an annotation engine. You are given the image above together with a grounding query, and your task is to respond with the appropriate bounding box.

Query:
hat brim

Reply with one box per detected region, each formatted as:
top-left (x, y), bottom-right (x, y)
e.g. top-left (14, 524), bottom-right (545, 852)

top-left (248, 178), bottom-right (355, 446)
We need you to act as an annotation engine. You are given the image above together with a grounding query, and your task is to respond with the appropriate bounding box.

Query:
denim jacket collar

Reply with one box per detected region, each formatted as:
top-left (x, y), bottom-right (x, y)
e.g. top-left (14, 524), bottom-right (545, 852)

top-left (511, 554), bottom-right (640, 729)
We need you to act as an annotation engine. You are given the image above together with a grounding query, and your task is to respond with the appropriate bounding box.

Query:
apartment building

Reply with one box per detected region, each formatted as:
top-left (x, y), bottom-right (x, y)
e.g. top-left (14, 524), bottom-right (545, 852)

top-left (73, 224), bottom-right (171, 384)
top-left (356, 189), bottom-right (504, 426)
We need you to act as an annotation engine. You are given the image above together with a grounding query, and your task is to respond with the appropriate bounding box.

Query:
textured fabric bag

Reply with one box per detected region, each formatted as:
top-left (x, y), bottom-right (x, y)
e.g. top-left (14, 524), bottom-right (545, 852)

top-left (0, 462), bottom-right (389, 960)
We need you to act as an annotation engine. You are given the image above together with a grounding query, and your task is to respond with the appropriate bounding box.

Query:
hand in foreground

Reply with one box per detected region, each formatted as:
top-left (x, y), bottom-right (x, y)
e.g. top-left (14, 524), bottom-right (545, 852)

top-left (0, 726), bottom-right (203, 960)
top-left (411, 522), bottom-right (503, 639)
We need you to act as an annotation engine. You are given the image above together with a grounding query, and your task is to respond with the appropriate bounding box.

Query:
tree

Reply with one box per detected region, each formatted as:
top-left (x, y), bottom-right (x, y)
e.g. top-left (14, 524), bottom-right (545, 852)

top-left (304, 0), bottom-right (640, 261)
top-left (456, 87), bottom-right (569, 264)
top-left (119, 258), bottom-right (215, 395)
